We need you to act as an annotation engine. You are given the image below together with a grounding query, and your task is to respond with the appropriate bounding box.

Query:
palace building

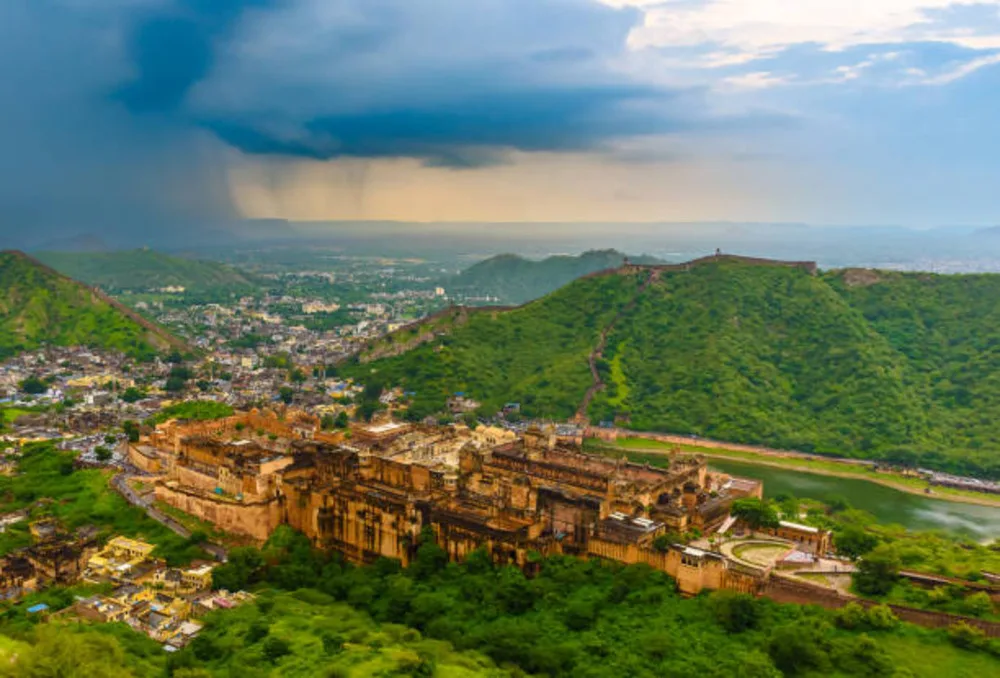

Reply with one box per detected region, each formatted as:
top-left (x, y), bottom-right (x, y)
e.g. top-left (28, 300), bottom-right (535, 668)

top-left (134, 412), bottom-right (762, 578)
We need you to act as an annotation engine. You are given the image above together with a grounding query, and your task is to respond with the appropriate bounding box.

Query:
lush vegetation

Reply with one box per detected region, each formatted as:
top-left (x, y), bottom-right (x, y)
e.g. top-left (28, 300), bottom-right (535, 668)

top-left (1, 523), bottom-right (997, 675)
top-left (36, 249), bottom-right (260, 297)
top-left (350, 259), bottom-right (1000, 478)
top-left (180, 529), bottom-right (1000, 675)
top-left (0, 593), bottom-right (507, 678)
top-left (0, 250), bottom-right (182, 360)
top-left (348, 270), bottom-right (649, 420)
top-left (0, 442), bottom-right (206, 565)
top-left (803, 503), bottom-right (1000, 620)
top-left (827, 269), bottom-right (1000, 475)
top-left (151, 401), bottom-right (234, 425)
top-left (449, 249), bottom-right (661, 305)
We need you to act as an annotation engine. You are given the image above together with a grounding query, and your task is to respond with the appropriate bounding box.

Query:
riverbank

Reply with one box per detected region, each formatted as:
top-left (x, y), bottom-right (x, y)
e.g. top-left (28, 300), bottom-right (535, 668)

top-left (588, 437), bottom-right (1000, 509)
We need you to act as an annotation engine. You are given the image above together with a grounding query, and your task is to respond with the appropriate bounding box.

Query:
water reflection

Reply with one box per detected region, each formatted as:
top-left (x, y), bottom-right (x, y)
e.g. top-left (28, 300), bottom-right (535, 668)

top-left (710, 459), bottom-right (1000, 541)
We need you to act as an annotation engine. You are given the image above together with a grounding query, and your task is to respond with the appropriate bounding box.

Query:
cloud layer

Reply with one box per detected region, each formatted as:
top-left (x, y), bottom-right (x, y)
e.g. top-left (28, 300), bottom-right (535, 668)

top-left (2, 0), bottom-right (1000, 245)
top-left (114, 0), bottom-right (698, 167)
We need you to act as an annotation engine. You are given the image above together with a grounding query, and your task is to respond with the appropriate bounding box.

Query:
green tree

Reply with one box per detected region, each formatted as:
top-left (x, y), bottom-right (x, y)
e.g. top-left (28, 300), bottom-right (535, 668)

top-left (947, 622), bottom-right (988, 650)
top-left (164, 376), bottom-right (187, 392)
top-left (123, 420), bottom-right (141, 442)
top-left (411, 528), bottom-right (447, 580)
top-left (212, 547), bottom-right (265, 591)
top-left (19, 376), bottom-right (47, 395)
top-left (169, 365), bottom-right (193, 380)
top-left (0, 626), bottom-right (133, 678)
top-left (961, 591), bottom-right (993, 618)
top-left (834, 526), bottom-right (879, 560)
top-left (121, 386), bottom-right (145, 403)
top-left (94, 446), bottom-right (113, 462)
top-left (710, 591), bottom-right (761, 633)
top-left (262, 636), bottom-right (291, 662)
top-left (731, 498), bottom-right (780, 531)
top-left (335, 411), bottom-right (350, 429)
top-left (278, 386), bottom-right (295, 404)
top-left (767, 621), bottom-right (831, 676)
top-left (854, 546), bottom-right (901, 596)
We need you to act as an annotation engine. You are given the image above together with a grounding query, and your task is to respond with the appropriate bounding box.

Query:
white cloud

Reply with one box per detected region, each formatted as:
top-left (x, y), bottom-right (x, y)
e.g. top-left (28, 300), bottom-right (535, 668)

top-left (722, 71), bottom-right (788, 90)
top-left (915, 51), bottom-right (1000, 83)
top-left (606, 1), bottom-right (1000, 59)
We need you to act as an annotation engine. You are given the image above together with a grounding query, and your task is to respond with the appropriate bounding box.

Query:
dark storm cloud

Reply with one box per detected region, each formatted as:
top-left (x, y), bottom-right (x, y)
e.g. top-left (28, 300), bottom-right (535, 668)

top-left (116, 0), bottom-right (283, 113)
top-left (0, 0), bottom-right (719, 246)
top-left (206, 85), bottom-right (680, 167)
top-left (0, 0), bottom-right (241, 248)
top-left (112, 0), bottom-right (698, 167)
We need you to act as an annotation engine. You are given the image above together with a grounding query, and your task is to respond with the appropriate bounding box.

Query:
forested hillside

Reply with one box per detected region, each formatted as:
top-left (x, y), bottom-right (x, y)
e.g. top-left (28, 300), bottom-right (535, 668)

top-left (0, 251), bottom-right (185, 360)
top-left (448, 249), bottom-right (661, 304)
top-left (346, 257), bottom-right (1000, 478)
top-left (36, 249), bottom-right (259, 295)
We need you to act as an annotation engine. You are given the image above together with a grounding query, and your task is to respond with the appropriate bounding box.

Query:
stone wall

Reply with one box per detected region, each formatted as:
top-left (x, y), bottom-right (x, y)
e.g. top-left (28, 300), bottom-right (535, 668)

top-left (154, 484), bottom-right (280, 542)
top-left (761, 576), bottom-right (1000, 638)
top-left (587, 538), bottom-right (762, 596)
top-left (128, 444), bottom-right (164, 474)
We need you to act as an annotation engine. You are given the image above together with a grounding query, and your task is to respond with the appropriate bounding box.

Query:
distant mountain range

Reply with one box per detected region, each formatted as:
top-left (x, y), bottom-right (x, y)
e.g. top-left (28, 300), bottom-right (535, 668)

top-left (447, 249), bottom-right (662, 304)
top-left (36, 249), bottom-right (260, 296)
top-left (0, 251), bottom-right (186, 360)
top-left (348, 255), bottom-right (1000, 479)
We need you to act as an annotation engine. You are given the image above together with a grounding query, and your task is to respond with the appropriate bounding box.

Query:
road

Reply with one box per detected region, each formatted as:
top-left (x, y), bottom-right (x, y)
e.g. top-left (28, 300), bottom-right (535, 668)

top-left (110, 466), bottom-right (228, 562)
top-left (586, 426), bottom-right (876, 467)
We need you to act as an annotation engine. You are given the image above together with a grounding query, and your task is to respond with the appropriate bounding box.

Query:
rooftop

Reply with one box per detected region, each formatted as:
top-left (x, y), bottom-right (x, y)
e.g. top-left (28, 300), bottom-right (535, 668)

top-left (779, 520), bottom-right (819, 534)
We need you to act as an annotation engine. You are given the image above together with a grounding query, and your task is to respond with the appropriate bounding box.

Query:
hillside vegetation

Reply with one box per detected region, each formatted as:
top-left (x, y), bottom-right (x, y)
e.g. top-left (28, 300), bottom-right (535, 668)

top-left (448, 249), bottom-right (661, 304)
top-left (0, 251), bottom-right (185, 360)
top-left (347, 257), bottom-right (1000, 478)
top-left (36, 249), bottom-right (259, 295)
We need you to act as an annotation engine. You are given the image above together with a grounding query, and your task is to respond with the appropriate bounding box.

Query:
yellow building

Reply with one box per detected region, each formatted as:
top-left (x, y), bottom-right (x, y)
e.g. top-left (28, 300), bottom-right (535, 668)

top-left (181, 564), bottom-right (214, 591)
top-left (106, 537), bottom-right (156, 561)
top-left (152, 563), bottom-right (214, 593)
top-left (66, 375), bottom-right (136, 389)
top-left (86, 537), bottom-right (156, 579)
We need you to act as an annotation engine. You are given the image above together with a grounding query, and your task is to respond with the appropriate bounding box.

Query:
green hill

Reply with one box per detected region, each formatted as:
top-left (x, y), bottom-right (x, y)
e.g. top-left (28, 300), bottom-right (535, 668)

top-left (347, 256), bottom-right (1000, 478)
top-left (0, 250), bottom-right (187, 360)
top-left (448, 249), bottom-right (661, 304)
top-left (36, 249), bottom-right (259, 295)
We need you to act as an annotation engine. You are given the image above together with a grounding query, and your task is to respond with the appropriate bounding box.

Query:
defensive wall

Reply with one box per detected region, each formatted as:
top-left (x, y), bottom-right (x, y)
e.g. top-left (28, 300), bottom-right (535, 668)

top-left (153, 484), bottom-right (280, 542)
top-left (357, 304), bottom-right (517, 364)
top-left (588, 537), bottom-right (1000, 637)
top-left (355, 254), bottom-right (817, 365)
top-left (762, 576), bottom-right (1000, 638)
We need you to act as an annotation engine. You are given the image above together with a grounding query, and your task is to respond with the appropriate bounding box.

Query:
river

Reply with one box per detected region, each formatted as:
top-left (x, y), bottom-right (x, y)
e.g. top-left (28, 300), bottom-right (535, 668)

top-left (710, 459), bottom-right (1000, 541)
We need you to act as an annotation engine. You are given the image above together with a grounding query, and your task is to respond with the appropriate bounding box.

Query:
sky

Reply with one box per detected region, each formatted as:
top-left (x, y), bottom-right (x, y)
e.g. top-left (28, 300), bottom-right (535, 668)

top-left (2, 0), bottom-right (1000, 245)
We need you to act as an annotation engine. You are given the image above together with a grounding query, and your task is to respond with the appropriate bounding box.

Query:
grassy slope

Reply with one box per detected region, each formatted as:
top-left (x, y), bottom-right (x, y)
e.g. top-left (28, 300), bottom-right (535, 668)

top-left (36, 249), bottom-right (259, 294)
top-left (185, 591), bottom-right (509, 677)
top-left (351, 259), bottom-right (1000, 477)
top-left (0, 251), bottom-right (184, 359)
top-left (594, 262), bottom-right (928, 456)
top-left (351, 270), bottom-right (649, 419)
top-left (829, 270), bottom-right (1000, 474)
top-left (449, 249), bottom-right (658, 305)
top-left (0, 442), bottom-right (205, 565)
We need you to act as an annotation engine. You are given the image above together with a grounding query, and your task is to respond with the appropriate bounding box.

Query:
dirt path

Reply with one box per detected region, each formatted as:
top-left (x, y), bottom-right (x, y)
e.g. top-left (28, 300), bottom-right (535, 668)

top-left (574, 271), bottom-right (659, 424)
